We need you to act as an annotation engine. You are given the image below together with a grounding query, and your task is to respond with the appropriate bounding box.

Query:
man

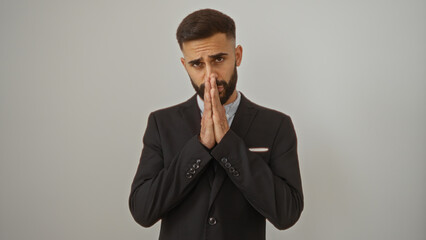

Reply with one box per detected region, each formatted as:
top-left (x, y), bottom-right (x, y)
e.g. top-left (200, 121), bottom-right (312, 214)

top-left (129, 9), bottom-right (303, 240)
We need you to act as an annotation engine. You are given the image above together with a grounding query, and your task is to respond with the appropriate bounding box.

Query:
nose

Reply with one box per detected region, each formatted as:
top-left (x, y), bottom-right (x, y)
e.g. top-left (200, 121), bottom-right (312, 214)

top-left (204, 63), bottom-right (218, 81)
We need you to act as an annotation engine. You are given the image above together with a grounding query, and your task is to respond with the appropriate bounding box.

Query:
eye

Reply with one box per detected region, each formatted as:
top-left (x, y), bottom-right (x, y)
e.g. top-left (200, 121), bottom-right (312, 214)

top-left (191, 62), bottom-right (203, 68)
top-left (215, 57), bottom-right (224, 63)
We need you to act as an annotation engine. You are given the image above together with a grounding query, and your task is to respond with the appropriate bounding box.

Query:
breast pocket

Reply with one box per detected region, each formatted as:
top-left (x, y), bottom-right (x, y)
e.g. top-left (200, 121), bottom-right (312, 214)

top-left (248, 147), bottom-right (270, 163)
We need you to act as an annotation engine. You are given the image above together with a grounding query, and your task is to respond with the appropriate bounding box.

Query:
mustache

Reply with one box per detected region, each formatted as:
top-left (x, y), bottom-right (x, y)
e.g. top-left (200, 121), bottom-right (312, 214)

top-left (199, 79), bottom-right (227, 91)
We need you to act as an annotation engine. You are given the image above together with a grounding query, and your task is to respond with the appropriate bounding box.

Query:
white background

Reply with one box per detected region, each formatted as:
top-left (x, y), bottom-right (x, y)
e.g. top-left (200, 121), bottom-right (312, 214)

top-left (1, 0), bottom-right (425, 239)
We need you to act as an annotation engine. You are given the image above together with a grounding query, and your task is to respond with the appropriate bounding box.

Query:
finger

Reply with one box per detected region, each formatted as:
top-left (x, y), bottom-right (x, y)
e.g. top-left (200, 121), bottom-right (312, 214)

top-left (204, 75), bottom-right (210, 100)
top-left (209, 74), bottom-right (221, 109)
top-left (209, 73), bottom-right (218, 89)
top-left (204, 77), bottom-right (212, 118)
top-left (211, 88), bottom-right (224, 129)
top-left (209, 73), bottom-right (219, 97)
top-left (210, 87), bottom-right (218, 111)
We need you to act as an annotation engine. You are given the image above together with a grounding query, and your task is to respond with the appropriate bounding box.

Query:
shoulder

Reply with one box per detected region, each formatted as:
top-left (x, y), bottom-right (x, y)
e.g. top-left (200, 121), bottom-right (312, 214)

top-left (149, 94), bottom-right (197, 118)
top-left (242, 93), bottom-right (292, 123)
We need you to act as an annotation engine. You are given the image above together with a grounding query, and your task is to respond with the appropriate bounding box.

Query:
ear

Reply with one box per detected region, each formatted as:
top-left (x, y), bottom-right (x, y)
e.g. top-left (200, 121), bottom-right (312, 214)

top-left (235, 45), bottom-right (243, 67)
top-left (180, 57), bottom-right (186, 69)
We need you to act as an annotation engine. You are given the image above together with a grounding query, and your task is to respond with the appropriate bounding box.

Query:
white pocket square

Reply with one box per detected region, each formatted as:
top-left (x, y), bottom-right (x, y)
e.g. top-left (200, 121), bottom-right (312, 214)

top-left (249, 147), bottom-right (269, 152)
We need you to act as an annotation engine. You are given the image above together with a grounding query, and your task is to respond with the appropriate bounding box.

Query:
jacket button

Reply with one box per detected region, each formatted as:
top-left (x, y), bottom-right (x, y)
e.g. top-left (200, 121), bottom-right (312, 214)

top-left (185, 172), bottom-right (193, 178)
top-left (224, 162), bottom-right (231, 168)
top-left (221, 157), bottom-right (228, 163)
top-left (193, 163), bottom-right (200, 169)
top-left (196, 159), bottom-right (201, 164)
top-left (189, 167), bottom-right (196, 174)
top-left (208, 217), bottom-right (217, 225)
top-left (229, 167), bottom-right (235, 173)
top-left (233, 171), bottom-right (240, 177)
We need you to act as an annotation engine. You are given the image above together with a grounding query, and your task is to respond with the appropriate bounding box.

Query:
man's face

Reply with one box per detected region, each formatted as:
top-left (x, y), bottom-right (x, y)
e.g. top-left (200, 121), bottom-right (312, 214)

top-left (180, 33), bottom-right (243, 105)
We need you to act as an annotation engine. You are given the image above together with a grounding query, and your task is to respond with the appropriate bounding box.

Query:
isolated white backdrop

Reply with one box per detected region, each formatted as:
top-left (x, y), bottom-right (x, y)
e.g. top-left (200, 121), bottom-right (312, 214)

top-left (1, 1), bottom-right (425, 239)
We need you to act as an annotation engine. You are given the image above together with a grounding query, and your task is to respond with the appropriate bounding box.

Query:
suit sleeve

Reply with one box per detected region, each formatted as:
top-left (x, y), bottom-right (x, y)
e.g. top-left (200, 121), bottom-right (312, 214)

top-left (129, 112), bottom-right (213, 227)
top-left (210, 115), bottom-right (303, 230)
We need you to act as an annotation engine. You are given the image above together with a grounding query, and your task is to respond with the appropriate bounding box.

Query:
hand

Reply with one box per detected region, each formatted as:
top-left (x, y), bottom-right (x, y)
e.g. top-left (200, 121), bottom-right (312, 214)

top-left (199, 74), bottom-right (216, 149)
top-left (209, 74), bottom-right (230, 143)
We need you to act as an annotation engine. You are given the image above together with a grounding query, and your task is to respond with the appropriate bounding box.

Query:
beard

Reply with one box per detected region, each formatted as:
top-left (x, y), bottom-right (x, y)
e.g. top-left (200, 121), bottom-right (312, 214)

top-left (190, 65), bottom-right (238, 105)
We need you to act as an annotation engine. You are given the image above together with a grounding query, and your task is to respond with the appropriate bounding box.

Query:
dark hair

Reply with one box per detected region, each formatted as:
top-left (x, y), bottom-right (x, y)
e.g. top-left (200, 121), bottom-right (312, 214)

top-left (176, 9), bottom-right (236, 50)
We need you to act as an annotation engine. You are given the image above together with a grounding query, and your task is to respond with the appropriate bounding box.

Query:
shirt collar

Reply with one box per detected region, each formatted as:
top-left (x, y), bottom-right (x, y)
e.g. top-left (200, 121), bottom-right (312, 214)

top-left (197, 91), bottom-right (241, 119)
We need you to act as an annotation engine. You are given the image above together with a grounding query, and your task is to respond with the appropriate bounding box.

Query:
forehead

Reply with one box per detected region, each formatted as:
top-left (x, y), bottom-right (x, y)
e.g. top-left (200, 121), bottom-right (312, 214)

top-left (181, 33), bottom-right (235, 59)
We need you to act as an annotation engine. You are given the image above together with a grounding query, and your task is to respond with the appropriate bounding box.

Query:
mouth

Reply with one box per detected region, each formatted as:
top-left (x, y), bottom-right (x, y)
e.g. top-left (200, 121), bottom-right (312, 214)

top-left (217, 85), bottom-right (224, 93)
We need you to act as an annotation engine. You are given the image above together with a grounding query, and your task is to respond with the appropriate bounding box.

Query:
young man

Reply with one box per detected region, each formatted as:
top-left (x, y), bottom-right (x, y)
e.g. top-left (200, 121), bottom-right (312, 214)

top-left (129, 9), bottom-right (303, 240)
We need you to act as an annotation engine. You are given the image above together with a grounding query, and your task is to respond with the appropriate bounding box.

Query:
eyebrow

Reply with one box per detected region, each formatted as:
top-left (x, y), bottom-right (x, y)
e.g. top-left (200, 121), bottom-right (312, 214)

top-left (187, 52), bottom-right (228, 65)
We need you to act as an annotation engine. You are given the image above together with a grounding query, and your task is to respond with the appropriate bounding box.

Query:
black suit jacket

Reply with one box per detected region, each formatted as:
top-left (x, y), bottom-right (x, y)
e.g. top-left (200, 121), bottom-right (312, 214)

top-left (129, 92), bottom-right (303, 240)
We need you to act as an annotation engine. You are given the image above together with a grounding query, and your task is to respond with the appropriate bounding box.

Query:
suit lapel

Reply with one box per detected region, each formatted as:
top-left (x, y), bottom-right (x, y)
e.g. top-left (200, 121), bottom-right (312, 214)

top-left (208, 92), bottom-right (258, 209)
top-left (178, 94), bottom-right (201, 137)
top-left (229, 93), bottom-right (258, 139)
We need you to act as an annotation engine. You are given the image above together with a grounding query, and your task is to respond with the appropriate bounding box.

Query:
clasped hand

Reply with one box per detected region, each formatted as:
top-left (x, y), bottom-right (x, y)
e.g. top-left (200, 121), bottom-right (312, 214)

top-left (199, 74), bottom-right (229, 149)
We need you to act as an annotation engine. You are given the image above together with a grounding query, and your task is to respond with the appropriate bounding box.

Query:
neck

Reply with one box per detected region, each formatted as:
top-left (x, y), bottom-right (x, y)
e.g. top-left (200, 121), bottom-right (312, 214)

top-left (223, 90), bottom-right (238, 106)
